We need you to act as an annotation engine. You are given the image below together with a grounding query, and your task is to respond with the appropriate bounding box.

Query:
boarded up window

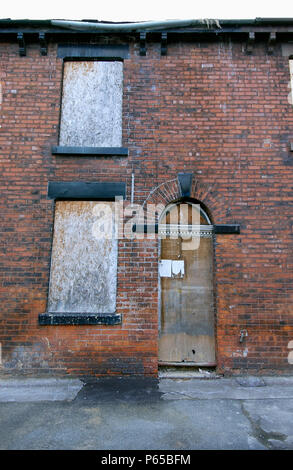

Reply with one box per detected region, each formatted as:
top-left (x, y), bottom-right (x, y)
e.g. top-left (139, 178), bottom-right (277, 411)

top-left (48, 201), bottom-right (117, 314)
top-left (59, 61), bottom-right (123, 147)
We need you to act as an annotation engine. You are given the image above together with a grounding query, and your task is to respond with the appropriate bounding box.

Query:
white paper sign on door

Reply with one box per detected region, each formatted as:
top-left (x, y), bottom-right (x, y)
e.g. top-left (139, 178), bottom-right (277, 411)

top-left (172, 260), bottom-right (185, 277)
top-left (159, 259), bottom-right (172, 277)
top-left (159, 260), bottom-right (185, 278)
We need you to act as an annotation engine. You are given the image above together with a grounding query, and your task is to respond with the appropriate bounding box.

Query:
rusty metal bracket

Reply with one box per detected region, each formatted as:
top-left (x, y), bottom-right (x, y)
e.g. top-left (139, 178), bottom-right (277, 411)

top-left (139, 32), bottom-right (146, 56)
top-left (17, 32), bottom-right (26, 56)
top-left (246, 32), bottom-right (255, 54)
top-left (39, 32), bottom-right (47, 56)
top-left (239, 329), bottom-right (248, 343)
top-left (267, 32), bottom-right (276, 54)
top-left (161, 32), bottom-right (167, 56)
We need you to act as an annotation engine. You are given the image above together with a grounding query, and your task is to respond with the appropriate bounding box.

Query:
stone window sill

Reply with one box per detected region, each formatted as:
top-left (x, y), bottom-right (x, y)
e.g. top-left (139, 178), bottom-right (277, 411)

top-left (39, 312), bottom-right (122, 326)
top-left (51, 146), bottom-right (128, 156)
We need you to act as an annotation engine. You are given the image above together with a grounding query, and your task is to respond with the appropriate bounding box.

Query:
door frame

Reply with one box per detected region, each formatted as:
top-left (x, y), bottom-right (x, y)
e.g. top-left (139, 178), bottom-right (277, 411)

top-left (157, 199), bottom-right (217, 368)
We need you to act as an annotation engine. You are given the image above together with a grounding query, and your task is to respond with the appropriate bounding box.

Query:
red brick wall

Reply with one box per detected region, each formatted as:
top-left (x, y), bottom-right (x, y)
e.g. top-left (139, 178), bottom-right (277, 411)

top-left (0, 36), bottom-right (292, 376)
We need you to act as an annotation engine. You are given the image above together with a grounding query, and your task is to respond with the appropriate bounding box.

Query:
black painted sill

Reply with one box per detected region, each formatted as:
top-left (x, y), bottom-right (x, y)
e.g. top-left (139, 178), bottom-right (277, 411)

top-left (39, 312), bottom-right (122, 326)
top-left (52, 146), bottom-right (128, 156)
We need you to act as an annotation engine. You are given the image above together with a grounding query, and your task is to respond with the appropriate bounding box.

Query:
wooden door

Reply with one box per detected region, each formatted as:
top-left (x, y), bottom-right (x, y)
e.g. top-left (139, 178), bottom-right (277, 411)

top-left (158, 203), bottom-right (216, 365)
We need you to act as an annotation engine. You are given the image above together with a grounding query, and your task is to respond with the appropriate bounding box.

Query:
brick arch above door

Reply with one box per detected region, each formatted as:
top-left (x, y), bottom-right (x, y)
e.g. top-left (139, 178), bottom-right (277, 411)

top-left (142, 175), bottom-right (231, 225)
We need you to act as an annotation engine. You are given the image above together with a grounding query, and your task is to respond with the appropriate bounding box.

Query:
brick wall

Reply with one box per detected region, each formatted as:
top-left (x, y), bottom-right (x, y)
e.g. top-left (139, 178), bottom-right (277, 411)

top-left (0, 35), bottom-right (292, 376)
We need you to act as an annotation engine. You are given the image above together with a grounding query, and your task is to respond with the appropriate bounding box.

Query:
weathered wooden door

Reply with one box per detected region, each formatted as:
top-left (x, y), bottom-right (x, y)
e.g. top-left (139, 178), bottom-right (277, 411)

top-left (159, 202), bottom-right (216, 365)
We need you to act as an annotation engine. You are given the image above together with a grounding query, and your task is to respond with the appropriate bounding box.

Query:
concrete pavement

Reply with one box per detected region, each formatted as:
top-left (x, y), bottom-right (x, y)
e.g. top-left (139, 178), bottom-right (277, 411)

top-left (0, 375), bottom-right (292, 450)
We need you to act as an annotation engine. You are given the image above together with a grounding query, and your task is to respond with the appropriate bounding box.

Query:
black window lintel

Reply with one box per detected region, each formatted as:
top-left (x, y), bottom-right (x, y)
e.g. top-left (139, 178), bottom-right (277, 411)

top-left (132, 223), bottom-right (240, 234)
top-left (57, 44), bottom-right (129, 60)
top-left (47, 181), bottom-right (126, 200)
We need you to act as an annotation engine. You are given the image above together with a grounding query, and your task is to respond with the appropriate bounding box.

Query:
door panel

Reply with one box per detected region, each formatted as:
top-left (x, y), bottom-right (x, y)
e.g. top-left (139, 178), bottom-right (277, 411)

top-left (159, 205), bottom-right (215, 365)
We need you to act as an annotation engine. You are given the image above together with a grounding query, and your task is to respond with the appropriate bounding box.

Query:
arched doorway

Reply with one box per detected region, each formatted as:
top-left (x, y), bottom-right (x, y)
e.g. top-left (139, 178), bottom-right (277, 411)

top-left (158, 200), bottom-right (216, 366)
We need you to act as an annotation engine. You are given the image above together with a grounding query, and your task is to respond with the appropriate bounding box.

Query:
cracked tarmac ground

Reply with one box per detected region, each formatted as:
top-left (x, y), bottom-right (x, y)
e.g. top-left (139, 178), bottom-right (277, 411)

top-left (0, 377), bottom-right (292, 450)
